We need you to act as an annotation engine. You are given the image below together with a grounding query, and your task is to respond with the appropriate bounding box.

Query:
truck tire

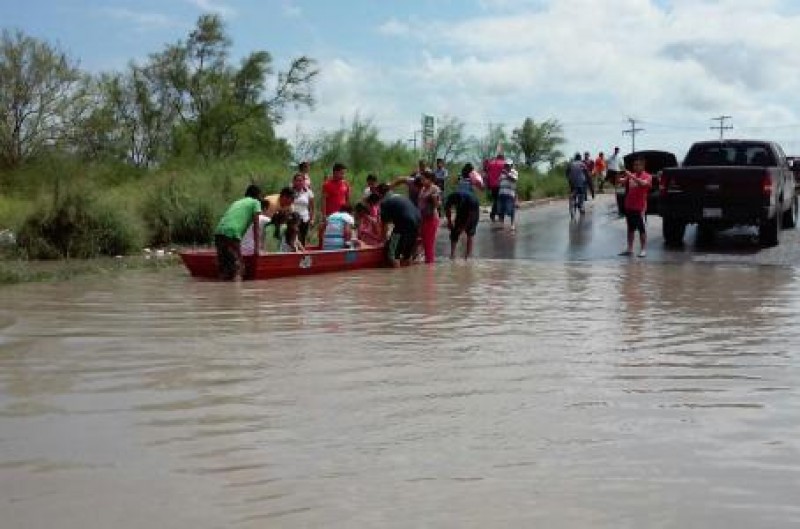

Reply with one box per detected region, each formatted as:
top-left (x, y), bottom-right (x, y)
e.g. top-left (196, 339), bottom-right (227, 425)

top-left (782, 194), bottom-right (798, 228)
top-left (697, 222), bottom-right (715, 245)
top-left (759, 214), bottom-right (780, 247)
top-left (663, 218), bottom-right (686, 247)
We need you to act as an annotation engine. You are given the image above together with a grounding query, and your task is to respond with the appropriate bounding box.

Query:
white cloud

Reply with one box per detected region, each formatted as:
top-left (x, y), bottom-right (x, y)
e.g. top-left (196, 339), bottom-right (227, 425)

top-left (100, 8), bottom-right (180, 31)
top-left (184, 0), bottom-right (237, 17)
top-left (284, 0), bottom-right (800, 158)
top-left (283, 2), bottom-right (303, 18)
top-left (377, 18), bottom-right (411, 37)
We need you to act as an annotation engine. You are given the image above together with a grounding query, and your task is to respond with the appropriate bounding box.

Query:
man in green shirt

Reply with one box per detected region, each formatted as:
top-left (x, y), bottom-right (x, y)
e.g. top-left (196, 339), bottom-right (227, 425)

top-left (214, 185), bottom-right (265, 280)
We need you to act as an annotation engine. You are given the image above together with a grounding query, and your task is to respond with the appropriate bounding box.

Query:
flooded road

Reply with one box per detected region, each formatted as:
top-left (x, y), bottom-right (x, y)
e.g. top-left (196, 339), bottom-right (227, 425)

top-left (3, 258), bottom-right (800, 527)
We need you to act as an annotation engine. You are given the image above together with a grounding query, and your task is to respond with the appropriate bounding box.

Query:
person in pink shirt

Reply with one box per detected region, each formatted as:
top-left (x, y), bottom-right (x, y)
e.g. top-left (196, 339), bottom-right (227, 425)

top-left (618, 156), bottom-right (652, 258)
top-left (484, 154), bottom-right (506, 221)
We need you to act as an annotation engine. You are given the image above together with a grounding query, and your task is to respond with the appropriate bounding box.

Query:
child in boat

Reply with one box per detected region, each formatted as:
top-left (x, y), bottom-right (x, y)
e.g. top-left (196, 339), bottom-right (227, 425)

top-left (322, 205), bottom-right (356, 250)
top-left (280, 212), bottom-right (306, 253)
top-left (354, 202), bottom-right (382, 247)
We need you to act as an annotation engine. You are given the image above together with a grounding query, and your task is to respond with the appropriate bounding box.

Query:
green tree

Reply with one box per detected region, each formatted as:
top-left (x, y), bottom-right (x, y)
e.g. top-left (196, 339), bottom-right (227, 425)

top-left (0, 29), bottom-right (82, 168)
top-left (512, 117), bottom-right (565, 168)
top-left (155, 14), bottom-right (318, 160)
top-left (472, 124), bottom-right (510, 163)
top-left (431, 115), bottom-right (470, 164)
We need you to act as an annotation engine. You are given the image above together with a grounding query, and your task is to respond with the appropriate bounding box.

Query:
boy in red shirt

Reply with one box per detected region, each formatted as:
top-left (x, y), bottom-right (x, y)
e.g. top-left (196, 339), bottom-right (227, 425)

top-left (322, 162), bottom-right (351, 216)
top-left (618, 156), bottom-right (651, 258)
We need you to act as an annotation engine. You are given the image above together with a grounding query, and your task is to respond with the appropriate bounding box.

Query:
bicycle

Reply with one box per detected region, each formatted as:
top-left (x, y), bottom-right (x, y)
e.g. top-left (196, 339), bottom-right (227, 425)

top-left (569, 185), bottom-right (586, 220)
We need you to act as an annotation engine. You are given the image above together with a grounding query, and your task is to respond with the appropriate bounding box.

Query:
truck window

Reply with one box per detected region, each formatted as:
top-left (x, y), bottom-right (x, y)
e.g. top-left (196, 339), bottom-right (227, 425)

top-left (684, 143), bottom-right (776, 167)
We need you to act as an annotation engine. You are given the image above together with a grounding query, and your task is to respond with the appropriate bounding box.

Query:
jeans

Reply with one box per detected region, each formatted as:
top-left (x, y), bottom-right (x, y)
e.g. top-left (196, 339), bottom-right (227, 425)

top-left (496, 195), bottom-right (516, 223)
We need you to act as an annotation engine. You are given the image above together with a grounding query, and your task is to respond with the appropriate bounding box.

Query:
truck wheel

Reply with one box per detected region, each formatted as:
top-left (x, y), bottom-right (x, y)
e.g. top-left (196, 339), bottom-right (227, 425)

top-left (782, 194), bottom-right (798, 229)
top-left (759, 214), bottom-right (780, 247)
top-left (663, 218), bottom-right (686, 247)
top-left (697, 222), bottom-right (715, 245)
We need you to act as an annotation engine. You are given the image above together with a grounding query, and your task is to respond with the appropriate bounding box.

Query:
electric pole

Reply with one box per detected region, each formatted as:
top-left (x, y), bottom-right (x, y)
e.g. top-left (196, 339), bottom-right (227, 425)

top-left (710, 115), bottom-right (733, 140)
top-left (622, 118), bottom-right (644, 152)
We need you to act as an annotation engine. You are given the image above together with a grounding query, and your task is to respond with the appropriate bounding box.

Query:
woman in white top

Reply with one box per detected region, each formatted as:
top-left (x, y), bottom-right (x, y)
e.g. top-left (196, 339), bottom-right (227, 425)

top-left (291, 173), bottom-right (315, 246)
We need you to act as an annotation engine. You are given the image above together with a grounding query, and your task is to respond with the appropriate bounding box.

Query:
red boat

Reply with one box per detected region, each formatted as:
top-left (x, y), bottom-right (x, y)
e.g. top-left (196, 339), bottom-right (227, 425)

top-left (179, 245), bottom-right (388, 280)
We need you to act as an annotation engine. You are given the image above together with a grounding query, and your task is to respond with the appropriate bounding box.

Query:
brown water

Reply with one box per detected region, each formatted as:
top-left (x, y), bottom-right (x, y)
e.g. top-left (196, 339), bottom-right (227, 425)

top-left (2, 262), bottom-right (800, 528)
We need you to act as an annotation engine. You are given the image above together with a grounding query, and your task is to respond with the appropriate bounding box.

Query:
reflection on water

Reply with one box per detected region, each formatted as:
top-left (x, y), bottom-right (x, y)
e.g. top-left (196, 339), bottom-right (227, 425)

top-left (2, 262), bottom-right (800, 528)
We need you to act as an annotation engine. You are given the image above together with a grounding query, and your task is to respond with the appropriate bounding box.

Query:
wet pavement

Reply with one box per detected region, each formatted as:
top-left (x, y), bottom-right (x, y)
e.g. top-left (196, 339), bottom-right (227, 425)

top-left (460, 194), bottom-right (800, 267)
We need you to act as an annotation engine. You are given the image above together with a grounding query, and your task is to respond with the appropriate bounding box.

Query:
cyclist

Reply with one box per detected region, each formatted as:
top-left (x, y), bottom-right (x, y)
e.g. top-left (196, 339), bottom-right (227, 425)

top-left (565, 153), bottom-right (589, 216)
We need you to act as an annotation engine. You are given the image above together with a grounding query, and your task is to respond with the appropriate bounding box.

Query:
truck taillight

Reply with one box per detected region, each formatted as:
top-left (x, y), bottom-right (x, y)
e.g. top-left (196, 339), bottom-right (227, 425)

top-left (761, 172), bottom-right (773, 197)
top-left (660, 174), bottom-right (669, 197)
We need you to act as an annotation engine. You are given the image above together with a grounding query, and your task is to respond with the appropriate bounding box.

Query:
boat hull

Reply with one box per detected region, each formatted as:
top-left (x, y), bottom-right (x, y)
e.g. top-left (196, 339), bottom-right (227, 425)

top-left (179, 246), bottom-right (387, 280)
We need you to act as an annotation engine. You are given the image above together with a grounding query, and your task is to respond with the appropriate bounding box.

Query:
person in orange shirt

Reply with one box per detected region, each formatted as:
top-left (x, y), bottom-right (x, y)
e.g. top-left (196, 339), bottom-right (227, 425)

top-left (595, 152), bottom-right (608, 192)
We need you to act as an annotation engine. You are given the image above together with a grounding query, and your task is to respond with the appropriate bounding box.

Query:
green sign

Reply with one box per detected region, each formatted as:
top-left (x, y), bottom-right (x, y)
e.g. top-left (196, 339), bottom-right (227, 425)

top-left (422, 114), bottom-right (434, 150)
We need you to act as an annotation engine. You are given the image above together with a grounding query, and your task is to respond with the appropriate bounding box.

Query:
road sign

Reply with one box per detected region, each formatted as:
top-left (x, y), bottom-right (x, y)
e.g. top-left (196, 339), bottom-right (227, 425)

top-left (422, 115), bottom-right (434, 149)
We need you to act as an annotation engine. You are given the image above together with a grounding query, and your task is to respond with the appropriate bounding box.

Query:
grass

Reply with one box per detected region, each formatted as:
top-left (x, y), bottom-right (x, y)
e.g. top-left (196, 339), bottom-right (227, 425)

top-left (0, 254), bottom-right (180, 286)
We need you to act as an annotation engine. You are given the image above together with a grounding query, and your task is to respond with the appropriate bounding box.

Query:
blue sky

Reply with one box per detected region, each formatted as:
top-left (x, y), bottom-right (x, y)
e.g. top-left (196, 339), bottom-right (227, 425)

top-left (6, 0), bottom-right (800, 159)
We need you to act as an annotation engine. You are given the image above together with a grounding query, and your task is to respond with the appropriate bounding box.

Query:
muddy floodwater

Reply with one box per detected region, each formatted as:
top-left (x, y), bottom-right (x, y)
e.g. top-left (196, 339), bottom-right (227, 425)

top-left (2, 261), bottom-right (800, 528)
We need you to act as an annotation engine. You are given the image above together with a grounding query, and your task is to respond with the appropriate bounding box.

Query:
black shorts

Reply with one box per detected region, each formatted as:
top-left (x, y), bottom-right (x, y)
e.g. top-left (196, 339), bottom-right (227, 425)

top-left (607, 170), bottom-right (620, 184)
top-left (451, 207), bottom-right (479, 242)
top-left (386, 229), bottom-right (419, 261)
top-left (625, 211), bottom-right (646, 233)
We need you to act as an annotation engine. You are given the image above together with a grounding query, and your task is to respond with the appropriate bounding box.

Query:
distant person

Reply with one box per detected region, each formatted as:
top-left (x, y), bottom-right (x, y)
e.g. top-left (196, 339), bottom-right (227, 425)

top-left (485, 153), bottom-right (506, 221)
top-left (445, 189), bottom-right (480, 259)
top-left (583, 152), bottom-right (596, 199)
top-left (456, 163), bottom-right (485, 195)
top-left (322, 205), bottom-right (356, 250)
top-left (566, 153), bottom-right (588, 214)
top-left (362, 173), bottom-right (379, 199)
top-left (595, 152), bottom-right (608, 192)
top-left (380, 194), bottom-right (422, 267)
top-left (497, 158), bottom-right (519, 231)
top-left (606, 146), bottom-right (624, 187)
top-left (418, 170), bottom-right (442, 264)
top-left (618, 156), bottom-right (652, 258)
top-left (297, 161), bottom-right (312, 191)
top-left (291, 173), bottom-right (315, 246)
top-left (434, 158), bottom-right (448, 195)
top-left (214, 185), bottom-right (265, 280)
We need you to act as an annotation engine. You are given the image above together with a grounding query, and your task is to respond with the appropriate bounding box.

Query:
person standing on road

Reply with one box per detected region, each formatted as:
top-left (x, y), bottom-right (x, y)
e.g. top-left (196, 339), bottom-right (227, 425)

top-left (456, 163), bottom-right (485, 195)
top-left (606, 146), bottom-right (624, 187)
top-left (566, 153), bottom-right (588, 213)
top-left (497, 159), bottom-right (519, 231)
top-left (618, 156), bottom-right (652, 258)
top-left (595, 152), bottom-right (608, 192)
top-left (485, 153), bottom-right (505, 221)
top-left (583, 152), bottom-right (596, 199)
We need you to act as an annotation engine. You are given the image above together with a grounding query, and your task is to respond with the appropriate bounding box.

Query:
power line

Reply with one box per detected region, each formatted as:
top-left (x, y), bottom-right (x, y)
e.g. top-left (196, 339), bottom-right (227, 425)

top-left (710, 115), bottom-right (733, 140)
top-left (622, 118), bottom-right (644, 152)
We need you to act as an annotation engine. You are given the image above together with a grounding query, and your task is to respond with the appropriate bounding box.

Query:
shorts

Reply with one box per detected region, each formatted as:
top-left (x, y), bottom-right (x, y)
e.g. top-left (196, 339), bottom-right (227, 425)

top-left (386, 228), bottom-right (419, 261)
top-left (215, 234), bottom-right (243, 280)
top-left (451, 207), bottom-right (479, 242)
top-left (496, 194), bottom-right (516, 219)
top-left (625, 211), bottom-right (646, 233)
top-left (607, 170), bottom-right (621, 185)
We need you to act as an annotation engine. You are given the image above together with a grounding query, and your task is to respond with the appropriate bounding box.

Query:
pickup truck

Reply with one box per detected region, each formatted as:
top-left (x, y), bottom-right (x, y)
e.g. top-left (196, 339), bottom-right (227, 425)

top-left (659, 140), bottom-right (798, 247)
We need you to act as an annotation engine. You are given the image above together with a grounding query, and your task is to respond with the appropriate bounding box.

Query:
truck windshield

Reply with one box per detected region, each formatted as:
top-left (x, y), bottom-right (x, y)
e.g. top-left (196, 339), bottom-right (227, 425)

top-left (684, 143), bottom-right (776, 167)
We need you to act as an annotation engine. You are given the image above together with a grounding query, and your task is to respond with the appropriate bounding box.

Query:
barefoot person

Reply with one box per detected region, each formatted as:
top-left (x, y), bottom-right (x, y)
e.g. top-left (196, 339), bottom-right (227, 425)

top-left (445, 189), bottom-right (480, 260)
top-left (214, 184), bottom-right (265, 280)
top-left (618, 156), bottom-right (652, 258)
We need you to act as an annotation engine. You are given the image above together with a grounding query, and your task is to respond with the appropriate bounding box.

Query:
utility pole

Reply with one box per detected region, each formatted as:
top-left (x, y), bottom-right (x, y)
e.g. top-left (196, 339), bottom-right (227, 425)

top-left (622, 118), bottom-right (644, 152)
top-left (407, 130), bottom-right (421, 152)
top-left (710, 115), bottom-right (733, 140)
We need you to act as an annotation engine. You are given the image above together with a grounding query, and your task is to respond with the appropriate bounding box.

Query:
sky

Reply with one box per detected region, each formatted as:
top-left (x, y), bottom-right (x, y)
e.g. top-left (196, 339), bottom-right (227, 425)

top-left (6, 0), bottom-right (800, 159)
